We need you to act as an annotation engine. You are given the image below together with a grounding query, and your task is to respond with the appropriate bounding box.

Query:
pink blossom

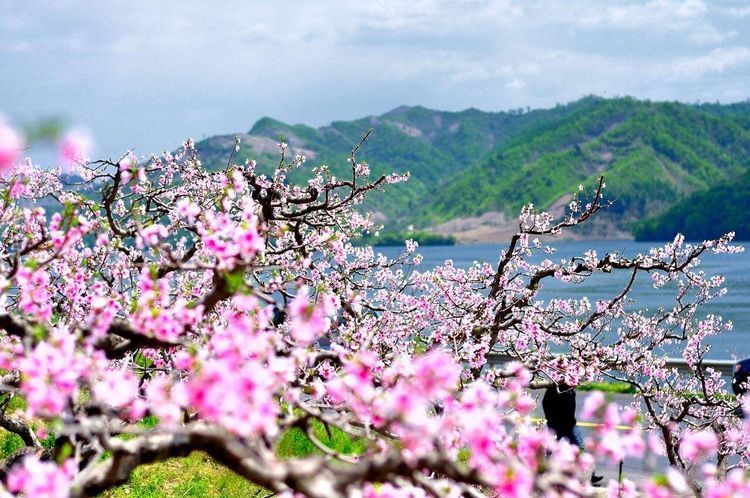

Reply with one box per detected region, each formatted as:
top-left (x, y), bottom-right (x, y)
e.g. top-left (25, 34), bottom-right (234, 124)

top-left (514, 392), bottom-right (535, 415)
top-left (176, 198), bottom-right (201, 222)
top-left (288, 287), bottom-right (333, 346)
top-left (410, 349), bottom-right (461, 400)
top-left (0, 120), bottom-right (22, 173)
top-left (493, 464), bottom-right (533, 498)
top-left (236, 221), bottom-right (263, 259)
top-left (581, 390), bottom-right (605, 419)
top-left (59, 130), bottom-right (92, 170)
top-left (6, 456), bottom-right (75, 498)
top-left (648, 432), bottom-right (666, 456)
top-left (596, 428), bottom-right (626, 463)
top-left (145, 375), bottom-right (186, 427)
top-left (607, 478), bottom-right (637, 498)
top-left (15, 266), bottom-right (52, 322)
top-left (18, 329), bottom-right (87, 417)
top-left (187, 359), bottom-right (280, 437)
top-left (8, 180), bottom-right (26, 199)
top-left (138, 223), bottom-right (168, 247)
top-left (93, 368), bottom-right (140, 410)
top-left (118, 151), bottom-right (137, 172)
top-left (680, 429), bottom-right (718, 464)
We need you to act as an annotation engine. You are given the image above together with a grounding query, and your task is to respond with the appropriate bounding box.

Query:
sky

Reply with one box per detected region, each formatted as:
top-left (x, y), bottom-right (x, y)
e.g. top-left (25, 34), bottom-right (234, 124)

top-left (2, 0), bottom-right (750, 158)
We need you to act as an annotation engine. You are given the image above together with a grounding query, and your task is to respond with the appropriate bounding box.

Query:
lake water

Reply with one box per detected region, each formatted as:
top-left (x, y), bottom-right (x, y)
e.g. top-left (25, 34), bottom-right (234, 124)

top-left (376, 240), bottom-right (750, 360)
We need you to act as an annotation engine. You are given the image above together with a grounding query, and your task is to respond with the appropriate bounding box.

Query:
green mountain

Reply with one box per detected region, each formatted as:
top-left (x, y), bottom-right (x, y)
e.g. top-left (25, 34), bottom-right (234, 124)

top-left (197, 100), bottom-right (594, 221)
top-left (196, 96), bottom-right (750, 240)
top-left (417, 98), bottom-right (750, 227)
top-left (633, 170), bottom-right (750, 241)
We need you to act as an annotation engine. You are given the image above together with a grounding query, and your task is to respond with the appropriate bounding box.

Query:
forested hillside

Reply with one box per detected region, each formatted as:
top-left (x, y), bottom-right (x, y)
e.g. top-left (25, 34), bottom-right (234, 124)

top-left (197, 98), bottom-right (595, 221)
top-left (633, 171), bottom-right (750, 241)
top-left (196, 96), bottom-right (750, 240)
top-left (417, 98), bottom-right (750, 228)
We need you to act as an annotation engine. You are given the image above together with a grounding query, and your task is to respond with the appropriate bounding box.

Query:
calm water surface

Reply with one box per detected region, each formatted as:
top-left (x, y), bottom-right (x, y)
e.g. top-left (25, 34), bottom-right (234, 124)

top-left (376, 240), bottom-right (750, 360)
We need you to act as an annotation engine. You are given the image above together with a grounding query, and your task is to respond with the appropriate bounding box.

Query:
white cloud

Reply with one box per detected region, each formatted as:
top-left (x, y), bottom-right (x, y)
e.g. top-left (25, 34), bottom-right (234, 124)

top-left (541, 0), bottom-right (729, 45)
top-left (688, 24), bottom-right (736, 44)
top-left (1, 0), bottom-right (750, 156)
top-left (668, 46), bottom-right (750, 79)
top-left (569, 0), bottom-right (707, 29)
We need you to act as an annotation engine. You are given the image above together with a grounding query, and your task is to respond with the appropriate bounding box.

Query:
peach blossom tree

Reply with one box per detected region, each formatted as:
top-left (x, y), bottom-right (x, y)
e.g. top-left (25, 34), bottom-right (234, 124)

top-left (0, 121), bottom-right (747, 497)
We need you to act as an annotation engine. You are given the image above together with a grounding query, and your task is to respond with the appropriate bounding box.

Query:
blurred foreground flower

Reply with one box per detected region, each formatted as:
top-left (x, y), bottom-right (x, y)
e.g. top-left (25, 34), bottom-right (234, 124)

top-left (59, 130), bottom-right (92, 170)
top-left (0, 121), bottom-right (23, 173)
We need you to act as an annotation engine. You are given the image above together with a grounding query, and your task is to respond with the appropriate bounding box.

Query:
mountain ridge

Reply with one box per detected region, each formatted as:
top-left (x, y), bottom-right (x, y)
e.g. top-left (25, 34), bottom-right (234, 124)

top-left (195, 96), bottom-right (750, 242)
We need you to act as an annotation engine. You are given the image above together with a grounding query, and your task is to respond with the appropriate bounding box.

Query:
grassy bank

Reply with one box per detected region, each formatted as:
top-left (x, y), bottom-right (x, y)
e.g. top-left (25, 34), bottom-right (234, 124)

top-left (101, 420), bottom-right (365, 497)
top-left (101, 452), bottom-right (264, 498)
top-left (578, 381), bottom-right (636, 394)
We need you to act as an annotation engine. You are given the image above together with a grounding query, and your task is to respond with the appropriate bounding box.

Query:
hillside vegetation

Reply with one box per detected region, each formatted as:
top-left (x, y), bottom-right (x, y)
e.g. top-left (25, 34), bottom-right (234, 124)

top-left (197, 96), bottom-right (750, 240)
top-left (633, 171), bottom-right (750, 241)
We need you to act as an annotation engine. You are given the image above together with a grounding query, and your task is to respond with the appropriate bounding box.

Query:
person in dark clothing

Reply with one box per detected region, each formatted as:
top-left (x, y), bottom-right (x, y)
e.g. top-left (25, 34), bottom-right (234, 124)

top-left (542, 384), bottom-right (584, 449)
top-left (732, 358), bottom-right (750, 418)
top-left (732, 358), bottom-right (750, 396)
top-left (271, 306), bottom-right (287, 327)
top-left (542, 384), bottom-right (602, 485)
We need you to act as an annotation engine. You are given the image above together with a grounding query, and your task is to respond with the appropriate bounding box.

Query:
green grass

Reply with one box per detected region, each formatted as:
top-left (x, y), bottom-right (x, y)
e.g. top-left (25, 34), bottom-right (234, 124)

top-left (99, 421), bottom-right (365, 497)
top-left (579, 380), bottom-right (739, 400)
top-left (100, 452), bottom-right (266, 498)
top-left (0, 389), bottom-right (370, 497)
top-left (579, 381), bottom-right (637, 394)
top-left (0, 408), bottom-right (367, 498)
top-left (0, 431), bottom-right (26, 458)
top-left (100, 419), bottom-right (365, 497)
top-left (277, 419), bottom-right (367, 458)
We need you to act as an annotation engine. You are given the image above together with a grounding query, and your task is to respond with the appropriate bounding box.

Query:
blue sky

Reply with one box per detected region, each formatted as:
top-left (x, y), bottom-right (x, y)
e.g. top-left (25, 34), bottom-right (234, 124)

top-left (2, 0), bottom-right (750, 158)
